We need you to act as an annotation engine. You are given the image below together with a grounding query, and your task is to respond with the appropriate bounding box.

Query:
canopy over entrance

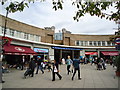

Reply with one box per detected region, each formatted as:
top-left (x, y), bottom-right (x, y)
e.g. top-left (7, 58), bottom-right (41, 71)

top-left (3, 45), bottom-right (37, 55)
top-left (101, 51), bottom-right (119, 56)
top-left (85, 52), bottom-right (98, 55)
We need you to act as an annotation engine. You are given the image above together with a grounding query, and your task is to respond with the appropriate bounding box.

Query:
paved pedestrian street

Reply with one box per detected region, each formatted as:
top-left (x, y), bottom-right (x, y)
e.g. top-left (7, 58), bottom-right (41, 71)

top-left (2, 64), bottom-right (119, 88)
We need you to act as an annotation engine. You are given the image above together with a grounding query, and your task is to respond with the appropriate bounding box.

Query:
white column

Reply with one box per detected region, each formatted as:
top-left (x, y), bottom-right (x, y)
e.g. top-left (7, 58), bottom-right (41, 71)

top-left (33, 35), bottom-right (36, 41)
top-left (97, 49), bottom-right (100, 58)
top-left (110, 42), bottom-right (113, 46)
top-left (0, 26), bottom-right (2, 34)
top-left (28, 34), bottom-right (30, 40)
top-left (96, 41), bottom-right (98, 46)
top-left (83, 41), bottom-right (85, 46)
top-left (0, 26), bottom-right (2, 31)
top-left (49, 48), bottom-right (54, 60)
top-left (75, 41), bottom-right (76, 45)
top-left (92, 41), bottom-right (94, 46)
top-left (14, 30), bottom-right (17, 38)
top-left (87, 41), bottom-right (89, 46)
top-left (30, 45), bottom-right (34, 58)
top-left (101, 41), bottom-right (102, 46)
top-left (21, 32), bottom-right (24, 39)
top-left (39, 36), bottom-right (41, 42)
top-left (105, 41), bottom-right (108, 46)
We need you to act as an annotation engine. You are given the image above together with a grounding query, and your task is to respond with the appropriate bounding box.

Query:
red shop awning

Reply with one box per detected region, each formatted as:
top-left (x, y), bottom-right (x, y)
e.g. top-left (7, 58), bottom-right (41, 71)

top-left (3, 45), bottom-right (37, 55)
top-left (101, 51), bottom-right (119, 56)
top-left (85, 52), bottom-right (98, 55)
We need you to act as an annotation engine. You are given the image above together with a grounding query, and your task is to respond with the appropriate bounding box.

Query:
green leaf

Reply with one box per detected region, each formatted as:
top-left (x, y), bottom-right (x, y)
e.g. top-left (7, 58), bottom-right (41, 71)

top-left (106, 16), bottom-right (109, 19)
top-left (72, 2), bottom-right (75, 5)
top-left (6, 7), bottom-right (9, 11)
top-left (73, 17), bottom-right (76, 20)
top-left (25, 3), bottom-right (29, 8)
top-left (77, 4), bottom-right (79, 8)
top-left (53, 1), bottom-right (56, 5)
top-left (2, 2), bottom-right (4, 5)
top-left (53, 6), bottom-right (57, 11)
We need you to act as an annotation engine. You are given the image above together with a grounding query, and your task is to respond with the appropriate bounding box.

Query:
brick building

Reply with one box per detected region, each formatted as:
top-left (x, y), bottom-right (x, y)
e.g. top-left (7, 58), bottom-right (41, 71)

top-left (0, 14), bottom-right (119, 64)
top-left (0, 15), bottom-right (54, 44)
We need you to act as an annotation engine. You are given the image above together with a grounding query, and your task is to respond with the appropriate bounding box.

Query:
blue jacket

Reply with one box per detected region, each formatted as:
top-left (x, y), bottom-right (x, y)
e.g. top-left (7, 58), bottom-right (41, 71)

top-left (66, 59), bottom-right (73, 65)
top-left (73, 59), bottom-right (80, 69)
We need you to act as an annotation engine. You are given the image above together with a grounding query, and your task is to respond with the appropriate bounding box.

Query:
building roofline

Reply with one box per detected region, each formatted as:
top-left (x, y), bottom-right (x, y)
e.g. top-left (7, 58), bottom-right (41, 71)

top-left (1, 34), bottom-right (115, 49)
top-left (0, 14), bottom-right (45, 31)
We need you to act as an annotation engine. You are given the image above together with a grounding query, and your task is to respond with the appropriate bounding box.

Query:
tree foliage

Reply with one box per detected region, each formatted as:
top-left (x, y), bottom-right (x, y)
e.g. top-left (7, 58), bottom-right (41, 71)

top-left (72, 1), bottom-right (120, 22)
top-left (1, 0), bottom-right (120, 22)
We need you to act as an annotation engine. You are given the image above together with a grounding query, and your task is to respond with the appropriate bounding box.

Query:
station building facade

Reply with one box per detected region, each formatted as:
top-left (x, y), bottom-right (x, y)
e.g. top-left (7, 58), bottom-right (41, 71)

top-left (0, 14), bottom-right (119, 64)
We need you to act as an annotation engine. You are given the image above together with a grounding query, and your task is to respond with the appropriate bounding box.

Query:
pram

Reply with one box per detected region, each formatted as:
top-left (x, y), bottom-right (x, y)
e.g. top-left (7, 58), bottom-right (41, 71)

top-left (24, 68), bottom-right (32, 78)
top-left (98, 63), bottom-right (102, 70)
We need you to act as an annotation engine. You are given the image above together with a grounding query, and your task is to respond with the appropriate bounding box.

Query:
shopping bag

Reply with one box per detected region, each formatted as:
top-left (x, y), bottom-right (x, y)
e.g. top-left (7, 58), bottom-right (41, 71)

top-left (54, 66), bottom-right (58, 72)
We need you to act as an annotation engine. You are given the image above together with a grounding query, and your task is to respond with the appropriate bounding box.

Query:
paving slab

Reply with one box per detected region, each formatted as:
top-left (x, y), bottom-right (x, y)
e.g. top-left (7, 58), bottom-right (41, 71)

top-left (2, 64), bottom-right (118, 88)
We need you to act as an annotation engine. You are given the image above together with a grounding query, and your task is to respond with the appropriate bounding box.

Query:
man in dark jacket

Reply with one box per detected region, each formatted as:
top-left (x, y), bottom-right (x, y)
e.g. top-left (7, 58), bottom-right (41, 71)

top-left (36, 56), bottom-right (44, 74)
top-left (72, 56), bottom-right (81, 80)
top-left (29, 58), bottom-right (36, 77)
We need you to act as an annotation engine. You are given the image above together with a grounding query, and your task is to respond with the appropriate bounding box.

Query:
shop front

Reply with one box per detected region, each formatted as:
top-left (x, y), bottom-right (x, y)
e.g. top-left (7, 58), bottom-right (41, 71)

top-left (101, 51), bottom-right (119, 56)
top-left (3, 44), bottom-right (37, 68)
top-left (51, 46), bottom-right (82, 62)
top-left (85, 52), bottom-right (98, 58)
top-left (33, 48), bottom-right (49, 61)
top-left (100, 51), bottom-right (119, 61)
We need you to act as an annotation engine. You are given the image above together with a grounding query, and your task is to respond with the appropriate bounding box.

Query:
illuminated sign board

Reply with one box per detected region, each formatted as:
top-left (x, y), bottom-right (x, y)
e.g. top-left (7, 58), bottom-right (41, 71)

top-left (34, 48), bottom-right (48, 53)
top-left (51, 46), bottom-right (82, 50)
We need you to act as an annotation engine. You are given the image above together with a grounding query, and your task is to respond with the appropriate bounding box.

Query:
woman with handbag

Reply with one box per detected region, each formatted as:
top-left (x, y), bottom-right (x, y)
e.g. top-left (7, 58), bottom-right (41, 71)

top-left (52, 60), bottom-right (62, 81)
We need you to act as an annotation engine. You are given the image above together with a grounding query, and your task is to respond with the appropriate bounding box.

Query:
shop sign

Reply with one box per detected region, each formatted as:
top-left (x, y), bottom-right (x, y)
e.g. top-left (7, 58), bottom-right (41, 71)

top-left (51, 46), bottom-right (82, 50)
top-left (15, 47), bottom-right (25, 52)
top-left (34, 48), bottom-right (48, 53)
top-left (115, 37), bottom-right (120, 44)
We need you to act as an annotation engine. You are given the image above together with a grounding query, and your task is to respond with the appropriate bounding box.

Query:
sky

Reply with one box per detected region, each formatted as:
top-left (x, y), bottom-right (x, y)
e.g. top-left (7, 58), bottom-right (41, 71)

top-left (0, 0), bottom-right (118, 35)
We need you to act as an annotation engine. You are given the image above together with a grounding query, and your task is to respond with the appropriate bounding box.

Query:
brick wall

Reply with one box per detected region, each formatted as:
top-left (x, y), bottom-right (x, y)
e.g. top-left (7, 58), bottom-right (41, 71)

top-left (0, 15), bottom-right (114, 46)
top-left (0, 15), bottom-right (54, 44)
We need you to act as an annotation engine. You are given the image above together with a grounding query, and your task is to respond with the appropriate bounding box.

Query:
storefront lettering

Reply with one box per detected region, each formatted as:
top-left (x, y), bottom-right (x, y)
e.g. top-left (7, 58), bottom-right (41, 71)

top-left (15, 47), bottom-right (25, 52)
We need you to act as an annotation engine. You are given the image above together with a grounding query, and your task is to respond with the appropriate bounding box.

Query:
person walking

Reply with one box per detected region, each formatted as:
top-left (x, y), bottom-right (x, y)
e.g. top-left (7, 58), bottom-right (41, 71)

top-left (36, 56), bottom-right (44, 74)
top-left (52, 60), bottom-right (62, 81)
top-left (72, 56), bottom-right (82, 81)
top-left (89, 56), bottom-right (93, 65)
top-left (21, 56), bottom-right (25, 70)
top-left (47, 58), bottom-right (52, 72)
top-left (62, 58), bottom-right (65, 64)
top-left (29, 58), bottom-right (36, 77)
top-left (101, 58), bottom-right (106, 70)
top-left (96, 57), bottom-right (100, 70)
top-left (66, 56), bottom-right (73, 75)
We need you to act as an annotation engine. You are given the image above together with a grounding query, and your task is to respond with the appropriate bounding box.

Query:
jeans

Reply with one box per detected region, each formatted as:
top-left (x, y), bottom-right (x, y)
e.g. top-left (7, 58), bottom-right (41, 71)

top-left (67, 65), bottom-right (71, 75)
top-left (72, 68), bottom-right (80, 79)
top-left (52, 71), bottom-right (62, 81)
top-left (36, 65), bottom-right (44, 74)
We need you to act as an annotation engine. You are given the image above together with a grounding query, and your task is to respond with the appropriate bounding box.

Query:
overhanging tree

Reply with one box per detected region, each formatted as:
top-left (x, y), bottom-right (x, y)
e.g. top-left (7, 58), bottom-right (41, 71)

top-left (1, 0), bottom-right (120, 21)
top-left (1, 0), bottom-right (120, 37)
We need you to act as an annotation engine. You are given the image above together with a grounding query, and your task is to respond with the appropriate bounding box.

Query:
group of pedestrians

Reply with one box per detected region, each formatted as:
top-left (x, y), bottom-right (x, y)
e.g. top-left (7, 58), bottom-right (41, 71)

top-left (94, 57), bottom-right (106, 70)
top-left (65, 55), bottom-right (82, 80)
top-left (26, 55), bottom-right (82, 81)
top-left (51, 55), bottom-right (82, 81)
top-left (26, 56), bottom-right (49, 77)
